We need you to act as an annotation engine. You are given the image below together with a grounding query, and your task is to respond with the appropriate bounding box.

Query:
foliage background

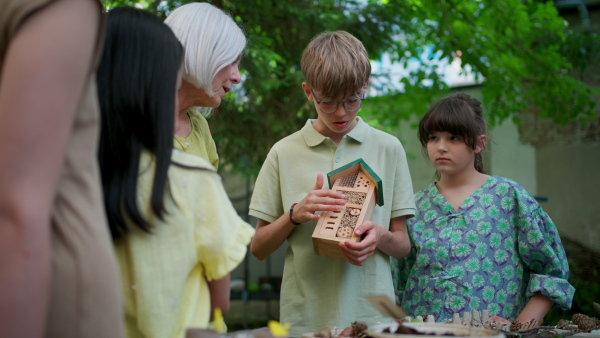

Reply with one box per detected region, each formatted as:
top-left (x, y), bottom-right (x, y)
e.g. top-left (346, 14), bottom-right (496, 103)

top-left (101, 0), bottom-right (598, 177)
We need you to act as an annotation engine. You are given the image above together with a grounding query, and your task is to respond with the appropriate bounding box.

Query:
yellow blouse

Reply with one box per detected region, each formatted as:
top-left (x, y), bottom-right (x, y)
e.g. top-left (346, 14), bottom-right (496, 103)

top-left (114, 149), bottom-right (254, 338)
top-left (174, 111), bottom-right (219, 169)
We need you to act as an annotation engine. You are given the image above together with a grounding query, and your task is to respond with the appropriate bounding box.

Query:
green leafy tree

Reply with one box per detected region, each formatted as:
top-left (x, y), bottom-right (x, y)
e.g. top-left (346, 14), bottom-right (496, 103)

top-left (101, 0), bottom-right (598, 176)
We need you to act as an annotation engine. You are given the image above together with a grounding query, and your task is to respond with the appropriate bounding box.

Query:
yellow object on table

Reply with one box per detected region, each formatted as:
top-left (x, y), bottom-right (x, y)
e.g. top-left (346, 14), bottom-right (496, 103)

top-left (268, 320), bottom-right (291, 337)
top-left (213, 308), bottom-right (225, 333)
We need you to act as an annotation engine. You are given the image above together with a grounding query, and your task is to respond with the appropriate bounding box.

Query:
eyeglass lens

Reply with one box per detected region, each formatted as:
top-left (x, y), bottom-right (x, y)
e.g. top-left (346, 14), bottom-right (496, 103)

top-left (319, 98), bottom-right (362, 113)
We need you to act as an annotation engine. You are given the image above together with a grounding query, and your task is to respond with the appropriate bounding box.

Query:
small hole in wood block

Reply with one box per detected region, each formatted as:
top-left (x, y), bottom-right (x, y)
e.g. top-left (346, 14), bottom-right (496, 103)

top-left (336, 171), bottom-right (359, 187)
top-left (325, 227), bottom-right (334, 230)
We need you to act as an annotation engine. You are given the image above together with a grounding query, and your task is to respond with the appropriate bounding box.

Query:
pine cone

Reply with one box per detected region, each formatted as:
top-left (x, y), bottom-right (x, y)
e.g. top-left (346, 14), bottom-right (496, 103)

top-left (556, 319), bottom-right (571, 330)
top-left (351, 321), bottom-right (369, 338)
top-left (573, 313), bottom-right (598, 332)
top-left (509, 320), bottom-right (524, 332)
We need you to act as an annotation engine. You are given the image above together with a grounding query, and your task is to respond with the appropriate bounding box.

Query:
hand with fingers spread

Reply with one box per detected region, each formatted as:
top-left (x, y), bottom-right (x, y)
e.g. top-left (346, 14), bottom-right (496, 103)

top-left (250, 173), bottom-right (347, 261)
top-left (290, 173), bottom-right (346, 224)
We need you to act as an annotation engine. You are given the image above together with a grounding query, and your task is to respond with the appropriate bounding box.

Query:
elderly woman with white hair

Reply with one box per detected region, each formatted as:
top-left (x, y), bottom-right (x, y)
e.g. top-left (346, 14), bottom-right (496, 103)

top-left (163, 3), bottom-right (247, 333)
top-left (165, 2), bottom-right (246, 170)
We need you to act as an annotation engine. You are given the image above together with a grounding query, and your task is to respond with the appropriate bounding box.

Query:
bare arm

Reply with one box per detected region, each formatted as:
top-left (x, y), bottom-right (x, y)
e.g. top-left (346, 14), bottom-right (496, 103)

top-left (250, 217), bottom-right (296, 260)
top-left (250, 174), bottom-right (346, 260)
top-left (516, 293), bottom-right (554, 325)
top-left (339, 216), bottom-right (410, 266)
top-left (0, 0), bottom-right (100, 336)
top-left (491, 293), bottom-right (554, 326)
top-left (208, 274), bottom-right (231, 317)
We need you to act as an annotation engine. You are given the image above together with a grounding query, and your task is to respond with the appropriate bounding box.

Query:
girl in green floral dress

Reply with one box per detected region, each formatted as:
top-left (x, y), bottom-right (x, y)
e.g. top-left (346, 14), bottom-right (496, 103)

top-left (392, 93), bottom-right (574, 326)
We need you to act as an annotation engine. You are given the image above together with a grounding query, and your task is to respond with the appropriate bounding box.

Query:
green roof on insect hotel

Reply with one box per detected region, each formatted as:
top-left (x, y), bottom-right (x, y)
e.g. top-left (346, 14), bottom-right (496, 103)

top-left (326, 158), bottom-right (384, 207)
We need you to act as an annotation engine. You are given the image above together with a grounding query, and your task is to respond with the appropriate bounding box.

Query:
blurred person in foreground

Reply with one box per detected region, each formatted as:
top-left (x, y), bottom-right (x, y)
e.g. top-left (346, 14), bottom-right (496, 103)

top-left (0, 0), bottom-right (125, 336)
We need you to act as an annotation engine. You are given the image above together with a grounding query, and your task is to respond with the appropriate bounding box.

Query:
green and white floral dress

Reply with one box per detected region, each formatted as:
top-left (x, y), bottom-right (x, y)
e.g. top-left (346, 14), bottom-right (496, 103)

top-left (392, 176), bottom-right (574, 322)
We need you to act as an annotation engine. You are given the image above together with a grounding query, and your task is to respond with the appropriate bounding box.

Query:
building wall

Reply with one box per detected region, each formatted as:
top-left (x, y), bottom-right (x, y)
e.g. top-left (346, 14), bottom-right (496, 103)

top-left (536, 143), bottom-right (600, 250)
top-left (526, 1), bottom-right (600, 250)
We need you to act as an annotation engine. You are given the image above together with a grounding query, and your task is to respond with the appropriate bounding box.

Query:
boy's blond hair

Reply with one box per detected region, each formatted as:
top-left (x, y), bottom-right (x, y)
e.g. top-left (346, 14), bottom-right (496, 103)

top-left (301, 31), bottom-right (370, 101)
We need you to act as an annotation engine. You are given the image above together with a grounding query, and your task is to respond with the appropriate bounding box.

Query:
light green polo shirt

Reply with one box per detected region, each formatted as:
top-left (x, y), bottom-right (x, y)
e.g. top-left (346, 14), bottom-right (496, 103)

top-left (249, 117), bottom-right (416, 337)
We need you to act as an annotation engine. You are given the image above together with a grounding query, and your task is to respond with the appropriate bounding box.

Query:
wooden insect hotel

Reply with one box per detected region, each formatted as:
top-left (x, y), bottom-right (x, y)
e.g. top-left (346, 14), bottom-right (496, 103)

top-left (312, 158), bottom-right (383, 259)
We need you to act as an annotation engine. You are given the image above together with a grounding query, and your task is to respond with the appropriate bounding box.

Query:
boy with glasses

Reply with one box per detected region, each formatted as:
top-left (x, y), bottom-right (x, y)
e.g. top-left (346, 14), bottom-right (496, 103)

top-left (249, 31), bottom-right (416, 336)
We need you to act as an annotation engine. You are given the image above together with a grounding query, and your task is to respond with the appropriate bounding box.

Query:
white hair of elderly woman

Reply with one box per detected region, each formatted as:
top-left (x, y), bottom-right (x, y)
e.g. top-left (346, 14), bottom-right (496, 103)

top-left (165, 2), bottom-right (246, 98)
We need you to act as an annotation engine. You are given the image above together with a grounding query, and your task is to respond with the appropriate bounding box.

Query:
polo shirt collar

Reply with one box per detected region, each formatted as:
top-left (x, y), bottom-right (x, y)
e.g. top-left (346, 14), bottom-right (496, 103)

top-left (301, 116), bottom-right (368, 147)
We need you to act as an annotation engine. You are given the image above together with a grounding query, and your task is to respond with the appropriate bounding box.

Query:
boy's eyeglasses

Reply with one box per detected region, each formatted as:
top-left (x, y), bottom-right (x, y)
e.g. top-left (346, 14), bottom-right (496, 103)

top-left (310, 88), bottom-right (365, 114)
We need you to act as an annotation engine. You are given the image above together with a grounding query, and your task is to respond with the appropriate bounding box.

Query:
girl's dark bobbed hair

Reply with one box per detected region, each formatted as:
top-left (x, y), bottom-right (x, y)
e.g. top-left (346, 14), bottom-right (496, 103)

top-left (418, 93), bottom-right (487, 175)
